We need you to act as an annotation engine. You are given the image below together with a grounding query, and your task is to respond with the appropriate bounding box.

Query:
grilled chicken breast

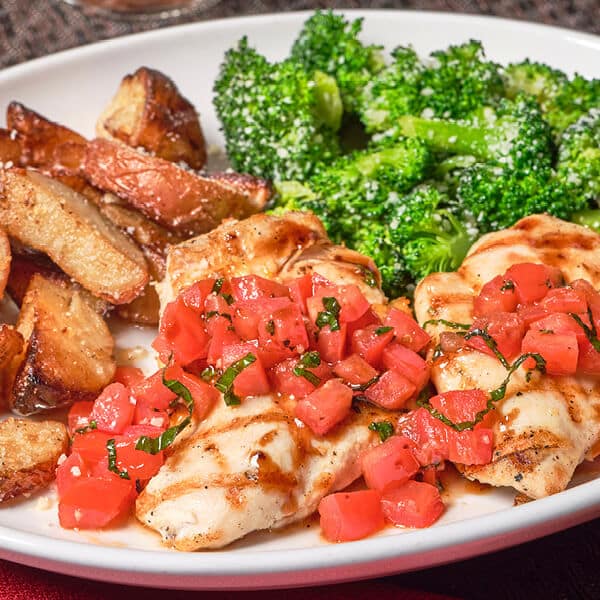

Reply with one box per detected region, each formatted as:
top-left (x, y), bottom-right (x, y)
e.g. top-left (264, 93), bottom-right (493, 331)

top-left (138, 212), bottom-right (388, 550)
top-left (414, 214), bottom-right (600, 498)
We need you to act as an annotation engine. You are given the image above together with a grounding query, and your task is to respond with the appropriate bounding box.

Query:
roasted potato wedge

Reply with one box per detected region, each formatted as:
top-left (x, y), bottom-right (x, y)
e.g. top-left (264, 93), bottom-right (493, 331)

top-left (0, 127), bottom-right (22, 167)
top-left (97, 67), bottom-right (207, 170)
top-left (0, 168), bottom-right (148, 304)
top-left (0, 418), bottom-right (68, 502)
top-left (115, 283), bottom-right (161, 325)
top-left (0, 228), bottom-right (10, 298)
top-left (83, 138), bottom-right (271, 236)
top-left (6, 101), bottom-right (86, 176)
top-left (0, 325), bottom-right (23, 408)
top-left (9, 274), bottom-right (116, 415)
top-left (6, 250), bottom-right (110, 315)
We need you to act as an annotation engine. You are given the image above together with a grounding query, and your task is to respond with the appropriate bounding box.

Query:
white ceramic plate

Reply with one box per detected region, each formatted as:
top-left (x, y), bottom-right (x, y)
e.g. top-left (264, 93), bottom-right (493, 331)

top-left (0, 10), bottom-right (599, 591)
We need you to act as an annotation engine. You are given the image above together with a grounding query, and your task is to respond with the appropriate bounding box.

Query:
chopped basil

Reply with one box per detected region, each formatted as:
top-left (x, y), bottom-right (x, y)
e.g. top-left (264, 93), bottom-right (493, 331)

top-left (368, 420), bottom-right (394, 442)
top-left (200, 366), bottom-right (216, 382)
top-left (422, 318), bottom-right (471, 331)
top-left (358, 265), bottom-right (377, 288)
top-left (315, 296), bottom-right (341, 331)
top-left (417, 352), bottom-right (546, 431)
top-left (347, 375), bottom-right (380, 392)
top-left (292, 351), bottom-right (322, 385)
top-left (135, 370), bottom-right (195, 455)
top-left (375, 326), bottom-right (393, 336)
top-left (265, 320), bottom-right (275, 335)
top-left (292, 367), bottom-right (321, 386)
top-left (212, 278), bottom-right (224, 294)
top-left (464, 328), bottom-right (510, 369)
top-left (298, 351), bottom-right (321, 367)
top-left (570, 309), bottom-right (600, 351)
top-left (75, 420), bottom-right (97, 435)
top-left (500, 280), bottom-right (515, 292)
top-left (107, 439), bottom-right (130, 479)
top-left (206, 310), bottom-right (231, 321)
top-left (222, 293), bottom-right (235, 305)
top-left (215, 353), bottom-right (256, 406)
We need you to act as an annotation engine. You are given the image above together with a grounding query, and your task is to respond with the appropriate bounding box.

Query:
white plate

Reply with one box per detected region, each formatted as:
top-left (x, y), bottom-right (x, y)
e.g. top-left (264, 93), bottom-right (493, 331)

top-left (0, 10), bottom-right (599, 591)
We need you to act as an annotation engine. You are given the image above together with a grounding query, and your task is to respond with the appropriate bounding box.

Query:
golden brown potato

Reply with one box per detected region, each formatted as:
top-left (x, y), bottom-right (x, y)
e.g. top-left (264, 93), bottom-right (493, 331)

top-left (6, 101), bottom-right (86, 176)
top-left (97, 67), bottom-right (207, 170)
top-left (0, 228), bottom-right (10, 298)
top-left (0, 418), bottom-right (69, 502)
top-left (83, 138), bottom-right (271, 236)
top-left (0, 128), bottom-right (22, 167)
top-left (0, 168), bottom-right (149, 305)
top-left (115, 283), bottom-right (161, 325)
top-left (6, 250), bottom-right (110, 316)
top-left (9, 274), bottom-right (116, 415)
top-left (0, 325), bottom-right (23, 408)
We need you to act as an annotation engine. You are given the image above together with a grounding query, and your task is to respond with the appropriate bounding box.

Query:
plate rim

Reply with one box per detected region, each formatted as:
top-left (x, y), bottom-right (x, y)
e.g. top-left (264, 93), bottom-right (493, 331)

top-left (0, 7), bottom-right (599, 586)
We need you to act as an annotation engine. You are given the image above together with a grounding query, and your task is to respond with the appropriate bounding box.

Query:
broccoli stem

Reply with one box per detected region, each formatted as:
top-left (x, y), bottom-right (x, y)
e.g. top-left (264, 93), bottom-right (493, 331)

top-left (312, 71), bottom-right (343, 131)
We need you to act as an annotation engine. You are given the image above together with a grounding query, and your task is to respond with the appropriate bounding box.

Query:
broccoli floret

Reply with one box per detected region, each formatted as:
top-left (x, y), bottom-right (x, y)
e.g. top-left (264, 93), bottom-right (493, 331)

top-left (457, 163), bottom-right (587, 232)
top-left (213, 37), bottom-right (342, 181)
top-left (571, 208), bottom-right (600, 233)
top-left (556, 109), bottom-right (600, 204)
top-left (290, 10), bottom-right (384, 113)
top-left (545, 75), bottom-right (600, 135)
top-left (397, 96), bottom-right (555, 172)
top-left (503, 60), bottom-right (568, 106)
top-left (360, 40), bottom-right (504, 133)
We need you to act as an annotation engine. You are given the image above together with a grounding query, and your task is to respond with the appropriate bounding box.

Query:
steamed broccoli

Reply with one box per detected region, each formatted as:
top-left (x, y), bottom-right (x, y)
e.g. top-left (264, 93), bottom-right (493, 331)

top-left (290, 10), bottom-right (384, 113)
top-left (213, 38), bottom-right (343, 181)
top-left (360, 40), bottom-right (504, 133)
top-left (503, 60), bottom-right (567, 107)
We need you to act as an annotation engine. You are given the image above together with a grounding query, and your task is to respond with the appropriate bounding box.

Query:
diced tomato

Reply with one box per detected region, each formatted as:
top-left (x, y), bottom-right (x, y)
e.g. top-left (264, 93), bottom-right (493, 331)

top-left (255, 341), bottom-right (296, 369)
top-left (258, 304), bottom-right (309, 352)
top-left (152, 297), bottom-right (210, 366)
top-left (206, 316), bottom-right (241, 365)
top-left (204, 294), bottom-right (233, 324)
top-left (577, 338), bottom-right (600, 375)
top-left (295, 379), bottom-right (353, 435)
top-left (71, 430), bottom-right (114, 465)
top-left (177, 370), bottom-right (220, 420)
top-left (381, 480), bottom-right (444, 528)
top-left (571, 279), bottom-right (600, 328)
top-left (318, 490), bottom-right (384, 542)
top-left (382, 343), bottom-right (430, 392)
top-left (56, 452), bottom-right (90, 496)
top-left (67, 401), bottom-right (95, 436)
top-left (58, 475), bottom-right (135, 529)
top-left (467, 313), bottom-right (525, 361)
top-left (221, 343), bottom-right (270, 398)
top-left (179, 279), bottom-right (215, 312)
top-left (345, 308), bottom-right (381, 340)
top-left (449, 427), bottom-right (494, 465)
top-left (473, 275), bottom-right (518, 317)
top-left (420, 466), bottom-right (440, 488)
top-left (351, 325), bottom-right (395, 369)
top-left (317, 324), bottom-right (347, 363)
top-left (398, 408), bottom-right (449, 466)
top-left (133, 400), bottom-right (169, 430)
top-left (333, 354), bottom-right (378, 386)
top-left (130, 368), bottom-right (177, 411)
top-left (287, 274), bottom-right (313, 315)
top-left (540, 287), bottom-right (587, 314)
top-left (327, 285), bottom-right (370, 324)
top-left (230, 274), bottom-right (289, 303)
top-left (90, 383), bottom-right (135, 435)
top-left (270, 358), bottom-right (332, 398)
top-left (231, 303), bottom-right (262, 341)
top-left (113, 425), bottom-right (165, 481)
top-left (364, 370), bottom-right (416, 409)
top-left (113, 366), bottom-right (144, 387)
top-left (362, 436), bottom-right (420, 492)
top-left (521, 329), bottom-right (578, 376)
top-left (384, 309), bottom-right (430, 353)
top-left (530, 312), bottom-right (588, 346)
top-left (503, 263), bottom-right (563, 304)
top-left (517, 304), bottom-right (549, 327)
top-left (429, 389), bottom-right (488, 424)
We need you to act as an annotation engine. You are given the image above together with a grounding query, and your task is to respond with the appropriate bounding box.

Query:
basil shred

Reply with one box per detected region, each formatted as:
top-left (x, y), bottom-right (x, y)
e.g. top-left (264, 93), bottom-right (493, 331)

top-left (569, 308), bottom-right (600, 351)
top-left (107, 438), bottom-right (130, 479)
top-left (215, 353), bottom-right (257, 406)
top-left (422, 318), bottom-right (471, 330)
top-left (135, 370), bottom-right (195, 455)
top-left (293, 351), bottom-right (322, 385)
top-left (368, 420), bottom-right (394, 442)
top-left (75, 420), bottom-right (97, 435)
top-left (212, 278), bottom-right (224, 294)
top-left (374, 326), bottom-right (393, 336)
top-left (315, 297), bottom-right (341, 331)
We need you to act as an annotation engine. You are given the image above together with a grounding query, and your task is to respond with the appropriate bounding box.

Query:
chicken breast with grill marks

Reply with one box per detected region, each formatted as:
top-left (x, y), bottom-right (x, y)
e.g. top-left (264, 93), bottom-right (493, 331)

top-left (138, 212), bottom-right (389, 550)
top-left (414, 214), bottom-right (600, 499)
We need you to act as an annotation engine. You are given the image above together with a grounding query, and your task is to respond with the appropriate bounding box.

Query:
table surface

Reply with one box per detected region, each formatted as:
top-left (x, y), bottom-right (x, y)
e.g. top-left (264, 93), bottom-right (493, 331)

top-left (0, 1), bottom-right (599, 599)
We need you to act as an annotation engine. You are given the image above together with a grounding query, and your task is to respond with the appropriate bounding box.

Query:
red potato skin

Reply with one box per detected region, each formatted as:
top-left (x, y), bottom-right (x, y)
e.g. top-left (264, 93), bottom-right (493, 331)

top-left (83, 138), bottom-right (270, 236)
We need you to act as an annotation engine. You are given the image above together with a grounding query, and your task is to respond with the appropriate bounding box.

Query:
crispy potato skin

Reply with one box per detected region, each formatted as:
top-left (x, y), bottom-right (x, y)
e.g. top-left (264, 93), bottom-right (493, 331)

top-left (0, 168), bottom-right (149, 304)
top-left (83, 138), bottom-right (271, 236)
top-left (0, 418), bottom-right (68, 502)
top-left (9, 274), bottom-right (115, 415)
top-left (97, 67), bottom-right (207, 170)
top-left (0, 228), bottom-right (10, 298)
top-left (0, 325), bottom-right (23, 409)
top-left (0, 128), bottom-right (22, 166)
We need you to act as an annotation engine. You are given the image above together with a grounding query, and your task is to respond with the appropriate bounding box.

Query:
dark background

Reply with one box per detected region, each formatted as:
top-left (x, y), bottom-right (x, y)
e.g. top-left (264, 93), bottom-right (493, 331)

top-left (0, 1), bottom-right (599, 598)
